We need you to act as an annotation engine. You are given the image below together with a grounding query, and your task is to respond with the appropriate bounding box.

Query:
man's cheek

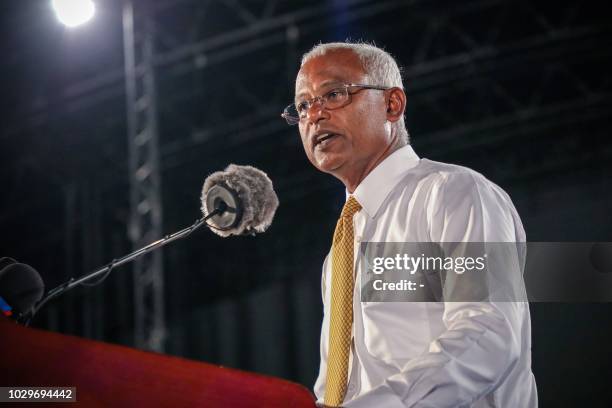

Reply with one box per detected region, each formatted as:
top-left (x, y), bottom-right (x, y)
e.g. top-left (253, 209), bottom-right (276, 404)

top-left (299, 133), bottom-right (309, 152)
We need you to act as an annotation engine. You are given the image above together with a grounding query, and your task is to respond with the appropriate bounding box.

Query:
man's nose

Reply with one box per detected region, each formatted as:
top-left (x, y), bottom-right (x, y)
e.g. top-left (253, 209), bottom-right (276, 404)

top-left (305, 99), bottom-right (329, 124)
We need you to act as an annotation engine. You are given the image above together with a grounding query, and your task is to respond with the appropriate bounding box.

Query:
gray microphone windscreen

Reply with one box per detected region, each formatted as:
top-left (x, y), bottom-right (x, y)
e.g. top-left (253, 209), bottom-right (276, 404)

top-left (201, 164), bottom-right (279, 237)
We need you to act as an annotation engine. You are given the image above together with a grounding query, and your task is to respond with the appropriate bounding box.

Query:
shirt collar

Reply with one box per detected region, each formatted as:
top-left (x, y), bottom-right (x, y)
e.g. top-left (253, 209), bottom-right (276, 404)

top-left (347, 144), bottom-right (420, 218)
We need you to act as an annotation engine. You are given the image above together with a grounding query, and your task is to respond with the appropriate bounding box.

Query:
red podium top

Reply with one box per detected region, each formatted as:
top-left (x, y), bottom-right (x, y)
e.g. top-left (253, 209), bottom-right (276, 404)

top-left (0, 317), bottom-right (316, 407)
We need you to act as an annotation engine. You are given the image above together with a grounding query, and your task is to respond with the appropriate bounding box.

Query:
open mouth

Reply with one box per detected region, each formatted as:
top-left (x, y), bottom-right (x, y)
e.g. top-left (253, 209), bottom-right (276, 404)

top-left (314, 133), bottom-right (337, 147)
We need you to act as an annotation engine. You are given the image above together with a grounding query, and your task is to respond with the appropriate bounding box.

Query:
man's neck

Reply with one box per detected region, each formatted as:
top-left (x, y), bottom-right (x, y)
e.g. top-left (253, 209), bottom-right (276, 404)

top-left (341, 137), bottom-right (406, 193)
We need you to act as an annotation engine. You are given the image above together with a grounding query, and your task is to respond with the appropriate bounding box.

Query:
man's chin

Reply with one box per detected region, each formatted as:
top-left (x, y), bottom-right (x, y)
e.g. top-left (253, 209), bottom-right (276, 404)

top-left (313, 148), bottom-right (348, 170)
top-left (314, 156), bottom-right (345, 175)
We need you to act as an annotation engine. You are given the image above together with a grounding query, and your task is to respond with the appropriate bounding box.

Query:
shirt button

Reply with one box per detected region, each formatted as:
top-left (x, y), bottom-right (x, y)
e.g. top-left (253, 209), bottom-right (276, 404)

top-left (355, 235), bottom-right (362, 242)
top-left (348, 383), bottom-right (355, 391)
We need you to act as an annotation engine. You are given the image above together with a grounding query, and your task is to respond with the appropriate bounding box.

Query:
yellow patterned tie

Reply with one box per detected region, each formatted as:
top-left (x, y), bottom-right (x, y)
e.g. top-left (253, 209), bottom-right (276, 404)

top-left (324, 195), bottom-right (362, 407)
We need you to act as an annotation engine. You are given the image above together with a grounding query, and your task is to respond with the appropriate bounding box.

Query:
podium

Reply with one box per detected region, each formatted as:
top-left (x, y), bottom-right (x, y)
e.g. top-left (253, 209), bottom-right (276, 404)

top-left (0, 317), bottom-right (316, 407)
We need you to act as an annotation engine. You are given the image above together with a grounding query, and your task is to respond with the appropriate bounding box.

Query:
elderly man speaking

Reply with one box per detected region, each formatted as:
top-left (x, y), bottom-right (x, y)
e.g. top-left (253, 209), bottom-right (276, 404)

top-left (282, 42), bottom-right (538, 407)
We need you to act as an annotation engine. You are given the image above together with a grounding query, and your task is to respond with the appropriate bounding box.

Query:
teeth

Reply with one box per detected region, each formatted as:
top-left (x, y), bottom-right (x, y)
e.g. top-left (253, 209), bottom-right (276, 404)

top-left (316, 133), bottom-right (331, 144)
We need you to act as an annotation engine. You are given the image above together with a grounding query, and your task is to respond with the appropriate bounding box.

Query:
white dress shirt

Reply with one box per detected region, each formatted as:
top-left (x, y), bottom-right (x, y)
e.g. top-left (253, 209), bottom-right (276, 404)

top-left (314, 145), bottom-right (538, 407)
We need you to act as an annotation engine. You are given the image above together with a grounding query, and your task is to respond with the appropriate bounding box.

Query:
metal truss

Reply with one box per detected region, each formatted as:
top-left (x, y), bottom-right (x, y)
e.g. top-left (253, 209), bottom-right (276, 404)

top-left (123, 0), bottom-right (165, 352)
top-left (150, 1), bottom-right (610, 190)
top-left (7, 1), bottom-right (608, 145)
top-left (3, 1), bottom-right (610, 212)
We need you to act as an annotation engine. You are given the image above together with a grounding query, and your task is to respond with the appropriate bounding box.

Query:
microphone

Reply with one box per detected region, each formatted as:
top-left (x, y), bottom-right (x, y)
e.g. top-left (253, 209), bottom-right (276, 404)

top-left (0, 263), bottom-right (45, 319)
top-left (25, 164), bottom-right (278, 323)
top-left (201, 164), bottom-right (279, 237)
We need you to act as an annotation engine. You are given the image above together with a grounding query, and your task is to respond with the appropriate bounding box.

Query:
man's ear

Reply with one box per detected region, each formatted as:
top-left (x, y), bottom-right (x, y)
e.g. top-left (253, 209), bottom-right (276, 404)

top-left (386, 87), bottom-right (406, 123)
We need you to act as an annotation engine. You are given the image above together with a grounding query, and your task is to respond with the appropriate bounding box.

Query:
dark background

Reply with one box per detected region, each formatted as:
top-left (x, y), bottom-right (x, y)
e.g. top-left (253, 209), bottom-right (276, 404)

top-left (1, 0), bottom-right (611, 406)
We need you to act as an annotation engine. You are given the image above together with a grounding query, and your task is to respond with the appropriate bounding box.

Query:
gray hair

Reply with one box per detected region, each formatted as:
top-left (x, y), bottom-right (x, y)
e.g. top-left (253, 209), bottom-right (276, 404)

top-left (301, 41), bottom-right (410, 144)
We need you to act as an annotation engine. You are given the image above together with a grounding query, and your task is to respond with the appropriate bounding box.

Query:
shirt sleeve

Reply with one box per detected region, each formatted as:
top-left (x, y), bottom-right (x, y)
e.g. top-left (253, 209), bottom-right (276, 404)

top-left (345, 171), bottom-right (527, 408)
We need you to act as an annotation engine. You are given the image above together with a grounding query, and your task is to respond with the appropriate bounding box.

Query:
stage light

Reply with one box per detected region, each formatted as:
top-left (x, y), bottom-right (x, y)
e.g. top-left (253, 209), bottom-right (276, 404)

top-left (51, 0), bottom-right (95, 28)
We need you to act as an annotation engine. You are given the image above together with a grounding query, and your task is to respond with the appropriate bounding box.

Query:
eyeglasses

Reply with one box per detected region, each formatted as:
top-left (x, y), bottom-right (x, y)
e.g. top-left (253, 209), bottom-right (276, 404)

top-left (281, 83), bottom-right (390, 125)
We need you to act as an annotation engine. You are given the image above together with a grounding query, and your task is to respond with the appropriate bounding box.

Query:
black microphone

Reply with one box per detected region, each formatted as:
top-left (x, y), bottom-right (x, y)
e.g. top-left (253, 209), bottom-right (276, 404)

top-left (201, 164), bottom-right (279, 237)
top-left (0, 263), bottom-right (45, 319)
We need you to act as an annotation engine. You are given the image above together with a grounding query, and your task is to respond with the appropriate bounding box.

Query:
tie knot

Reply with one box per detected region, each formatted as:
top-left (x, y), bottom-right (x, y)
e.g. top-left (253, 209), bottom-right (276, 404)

top-left (341, 196), bottom-right (362, 218)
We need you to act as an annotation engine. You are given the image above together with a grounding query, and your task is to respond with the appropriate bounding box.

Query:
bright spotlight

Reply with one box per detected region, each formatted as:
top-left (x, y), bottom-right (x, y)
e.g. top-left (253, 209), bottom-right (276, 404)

top-left (51, 0), bottom-right (96, 28)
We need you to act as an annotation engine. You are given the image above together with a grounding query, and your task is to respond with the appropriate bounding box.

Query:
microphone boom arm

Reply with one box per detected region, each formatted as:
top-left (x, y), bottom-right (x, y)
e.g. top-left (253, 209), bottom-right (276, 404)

top-left (26, 204), bottom-right (226, 325)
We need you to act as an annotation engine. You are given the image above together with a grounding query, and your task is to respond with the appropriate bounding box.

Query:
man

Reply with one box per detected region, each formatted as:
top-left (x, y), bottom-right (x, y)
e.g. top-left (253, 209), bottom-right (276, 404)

top-left (282, 42), bottom-right (537, 407)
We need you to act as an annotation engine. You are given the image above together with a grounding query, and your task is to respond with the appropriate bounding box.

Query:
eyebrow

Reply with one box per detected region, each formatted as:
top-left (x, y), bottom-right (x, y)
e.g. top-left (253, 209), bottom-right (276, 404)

top-left (295, 79), bottom-right (346, 101)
